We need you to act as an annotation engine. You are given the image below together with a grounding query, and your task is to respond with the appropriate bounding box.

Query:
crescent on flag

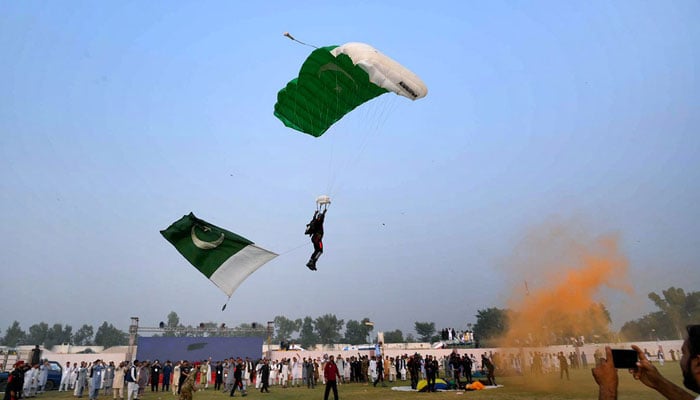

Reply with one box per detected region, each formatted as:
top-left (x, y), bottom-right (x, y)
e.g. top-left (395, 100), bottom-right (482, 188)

top-left (191, 225), bottom-right (225, 250)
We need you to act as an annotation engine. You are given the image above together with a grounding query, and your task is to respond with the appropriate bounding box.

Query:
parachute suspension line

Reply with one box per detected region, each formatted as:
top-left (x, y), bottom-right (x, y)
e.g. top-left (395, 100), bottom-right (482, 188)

top-left (328, 96), bottom-right (399, 198)
top-left (325, 131), bottom-right (337, 196)
top-left (325, 75), bottom-right (373, 197)
top-left (283, 32), bottom-right (318, 49)
top-left (370, 93), bottom-right (400, 131)
top-left (324, 74), bottom-right (343, 197)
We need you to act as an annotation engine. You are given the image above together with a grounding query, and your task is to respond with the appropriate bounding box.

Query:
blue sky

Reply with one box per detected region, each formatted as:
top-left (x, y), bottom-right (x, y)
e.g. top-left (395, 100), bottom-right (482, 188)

top-left (1, 1), bottom-right (698, 338)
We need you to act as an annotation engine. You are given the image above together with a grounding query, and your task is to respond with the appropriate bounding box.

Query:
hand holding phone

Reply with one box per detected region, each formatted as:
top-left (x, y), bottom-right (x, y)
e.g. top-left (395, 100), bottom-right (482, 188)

top-left (611, 349), bottom-right (638, 369)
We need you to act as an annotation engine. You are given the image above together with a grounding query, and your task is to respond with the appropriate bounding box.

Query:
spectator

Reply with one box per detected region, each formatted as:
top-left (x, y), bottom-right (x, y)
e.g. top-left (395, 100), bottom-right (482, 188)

top-left (592, 324), bottom-right (700, 400)
top-left (558, 352), bottom-right (569, 380)
top-left (323, 355), bottom-right (341, 400)
top-left (112, 361), bottom-right (126, 400)
top-left (89, 360), bottom-right (105, 400)
top-left (162, 360), bottom-right (173, 392)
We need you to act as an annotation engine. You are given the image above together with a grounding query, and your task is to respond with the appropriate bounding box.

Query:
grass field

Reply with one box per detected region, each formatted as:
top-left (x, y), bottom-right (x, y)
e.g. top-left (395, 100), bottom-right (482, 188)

top-left (28, 363), bottom-right (690, 400)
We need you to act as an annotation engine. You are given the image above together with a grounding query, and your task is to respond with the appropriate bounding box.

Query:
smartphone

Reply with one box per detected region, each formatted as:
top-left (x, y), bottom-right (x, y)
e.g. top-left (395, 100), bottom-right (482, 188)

top-left (611, 349), bottom-right (638, 369)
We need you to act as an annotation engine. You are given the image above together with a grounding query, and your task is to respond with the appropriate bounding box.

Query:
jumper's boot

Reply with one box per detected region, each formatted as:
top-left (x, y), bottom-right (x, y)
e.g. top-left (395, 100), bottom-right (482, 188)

top-left (306, 259), bottom-right (316, 270)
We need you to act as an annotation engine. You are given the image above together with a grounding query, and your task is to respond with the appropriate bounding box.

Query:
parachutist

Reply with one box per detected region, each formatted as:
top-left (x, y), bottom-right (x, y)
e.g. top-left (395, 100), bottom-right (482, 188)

top-left (305, 208), bottom-right (327, 270)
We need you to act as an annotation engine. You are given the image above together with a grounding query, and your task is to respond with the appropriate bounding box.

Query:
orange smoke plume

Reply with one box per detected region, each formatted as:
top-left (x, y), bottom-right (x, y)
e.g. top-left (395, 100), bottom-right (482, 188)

top-left (498, 229), bottom-right (631, 347)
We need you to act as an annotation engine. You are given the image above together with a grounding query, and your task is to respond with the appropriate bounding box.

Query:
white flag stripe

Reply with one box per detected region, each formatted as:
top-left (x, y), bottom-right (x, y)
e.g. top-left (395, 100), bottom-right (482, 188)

top-left (209, 244), bottom-right (278, 296)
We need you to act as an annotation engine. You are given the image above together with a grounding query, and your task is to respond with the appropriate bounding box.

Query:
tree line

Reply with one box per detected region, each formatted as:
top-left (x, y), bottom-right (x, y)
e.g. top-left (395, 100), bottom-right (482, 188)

top-left (2, 287), bottom-right (696, 350)
top-left (0, 321), bottom-right (127, 349)
top-left (471, 287), bottom-right (699, 347)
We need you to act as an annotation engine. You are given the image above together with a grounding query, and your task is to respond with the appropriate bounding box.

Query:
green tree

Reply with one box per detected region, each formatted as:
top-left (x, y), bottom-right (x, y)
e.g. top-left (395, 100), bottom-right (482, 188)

top-left (299, 316), bottom-right (318, 349)
top-left (176, 324), bottom-right (197, 337)
top-left (648, 287), bottom-right (699, 339)
top-left (163, 311), bottom-right (182, 337)
top-left (94, 322), bottom-right (128, 347)
top-left (315, 314), bottom-right (344, 346)
top-left (523, 303), bottom-right (612, 345)
top-left (414, 322), bottom-right (435, 342)
top-left (26, 322), bottom-right (49, 346)
top-left (236, 322), bottom-right (267, 337)
top-left (273, 316), bottom-right (302, 342)
top-left (344, 318), bottom-right (372, 345)
top-left (473, 307), bottom-right (509, 347)
top-left (200, 322), bottom-right (220, 337)
top-left (45, 323), bottom-right (73, 349)
top-left (584, 302), bottom-right (614, 343)
top-left (211, 322), bottom-right (237, 337)
top-left (1, 321), bottom-right (26, 347)
top-left (383, 329), bottom-right (404, 343)
top-left (186, 322), bottom-right (216, 338)
top-left (620, 311), bottom-right (675, 341)
top-left (73, 324), bottom-right (94, 345)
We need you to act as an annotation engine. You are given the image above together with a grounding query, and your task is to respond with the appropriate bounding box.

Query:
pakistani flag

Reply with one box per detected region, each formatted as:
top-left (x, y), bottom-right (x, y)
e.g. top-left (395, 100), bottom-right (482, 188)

top-left (161, 213), bottom-right (277, 297)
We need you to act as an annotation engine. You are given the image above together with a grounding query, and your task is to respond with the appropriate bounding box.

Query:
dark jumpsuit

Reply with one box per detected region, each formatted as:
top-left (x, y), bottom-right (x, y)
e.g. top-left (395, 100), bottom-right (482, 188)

top-left (306, 209), bottom-right (326, 269)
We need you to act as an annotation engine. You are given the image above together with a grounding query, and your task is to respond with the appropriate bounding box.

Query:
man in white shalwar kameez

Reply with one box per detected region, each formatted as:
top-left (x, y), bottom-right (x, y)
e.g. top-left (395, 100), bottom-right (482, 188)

top-left (37, 361), bottom-right (49, 393)
top-left (335, 356), bottom-right (345, 384)
top-left (280, 359), bottom-right (289, 388)
top-left (75, 362), bottom-right (88, 398)
top-left (255, 360), bottom-right (263, 389)
top-left (369, 357), bottom-right (378, 383)
top-left (70, 362), bottom-right (79, 389)
top-left (291, 357), bottom-right (301, 387)
top-left (24, 364), bottom-right (37, 398)
top-left (60, 361), bottom-right (73, 391)
top-left (242, 357), bottom-right (253, 392)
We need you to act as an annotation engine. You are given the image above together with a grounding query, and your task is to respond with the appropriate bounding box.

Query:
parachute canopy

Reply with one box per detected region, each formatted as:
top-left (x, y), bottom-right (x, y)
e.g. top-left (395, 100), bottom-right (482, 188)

top-left (274, 42), bottom-right (428, 137)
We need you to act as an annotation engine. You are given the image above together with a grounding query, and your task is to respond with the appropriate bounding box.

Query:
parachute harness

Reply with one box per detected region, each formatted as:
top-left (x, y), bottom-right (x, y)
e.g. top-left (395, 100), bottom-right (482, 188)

top-left (316, 195), bottom-right (331, 211)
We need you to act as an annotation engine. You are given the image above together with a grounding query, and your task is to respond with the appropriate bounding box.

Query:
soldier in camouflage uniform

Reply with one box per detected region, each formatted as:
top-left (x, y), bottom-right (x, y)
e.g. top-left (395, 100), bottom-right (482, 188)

top-left (179, 363), bottom-right (197, 400)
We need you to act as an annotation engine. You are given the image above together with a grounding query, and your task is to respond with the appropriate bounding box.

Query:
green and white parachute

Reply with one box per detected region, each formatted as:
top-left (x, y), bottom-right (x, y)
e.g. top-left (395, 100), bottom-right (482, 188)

top-left (274, 42), bottom-right (428, 137)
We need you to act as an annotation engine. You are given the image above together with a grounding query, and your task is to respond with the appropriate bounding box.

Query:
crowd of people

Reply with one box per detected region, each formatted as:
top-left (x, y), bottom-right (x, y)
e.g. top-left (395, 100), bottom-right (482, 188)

top-left (439, 327), bottom-right (475, 344)
top-left (1, 350), bottom-right (500, 400)
top-left (0, 349), bottom-right (542, 400)
top-left (3, 360), bottom-right (55, 399)
top-left (4, 327), bottom-right (698, 400)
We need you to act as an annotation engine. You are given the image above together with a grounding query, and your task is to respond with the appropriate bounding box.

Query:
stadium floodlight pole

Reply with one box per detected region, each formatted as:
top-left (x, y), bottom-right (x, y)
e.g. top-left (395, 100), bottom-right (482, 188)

top-left (126, 317), bottom-right (139, 363)
top-left (266, 321), bottom-right (274, 359)
top-left (364, 321), bottom-right (374, 344)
